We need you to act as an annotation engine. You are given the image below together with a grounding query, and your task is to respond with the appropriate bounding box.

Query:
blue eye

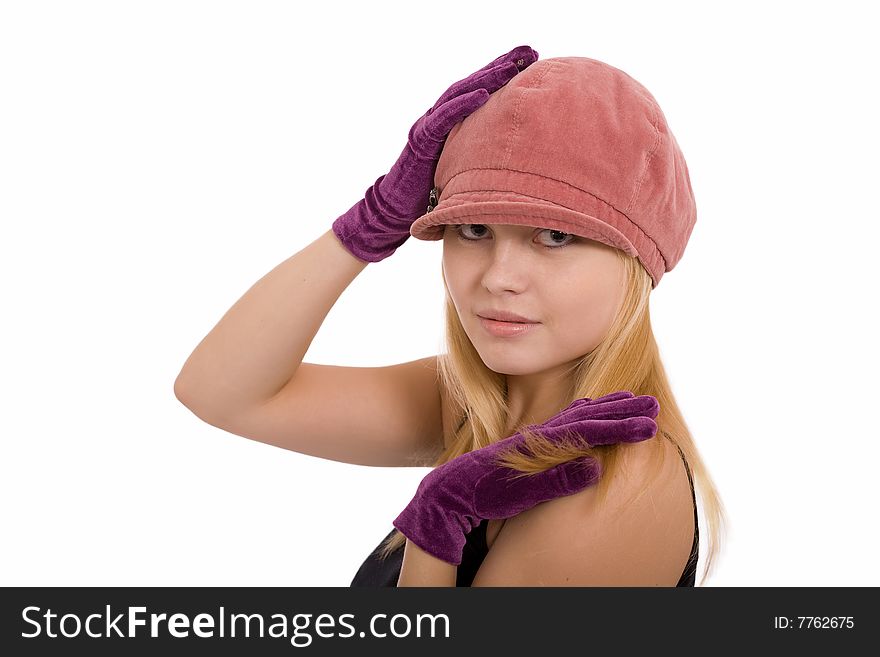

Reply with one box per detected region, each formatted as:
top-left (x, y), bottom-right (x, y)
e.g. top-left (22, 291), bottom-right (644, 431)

top-left (455, 224), bottom-right (489, 240)
top-left (453, 224), bottom-right (576, 249)
top-left (539, 230), bottom-right (577, 248)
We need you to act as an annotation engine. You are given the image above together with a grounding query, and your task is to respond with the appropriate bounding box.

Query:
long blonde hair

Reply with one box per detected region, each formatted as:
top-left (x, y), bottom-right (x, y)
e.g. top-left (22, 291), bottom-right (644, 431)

top-left (378, 248), bottom-right (727, 586)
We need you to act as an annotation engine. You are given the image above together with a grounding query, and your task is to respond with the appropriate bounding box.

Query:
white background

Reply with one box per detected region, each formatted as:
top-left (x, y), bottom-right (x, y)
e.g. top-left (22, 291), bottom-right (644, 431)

top-left (2, 0), bottom-right (877, 587)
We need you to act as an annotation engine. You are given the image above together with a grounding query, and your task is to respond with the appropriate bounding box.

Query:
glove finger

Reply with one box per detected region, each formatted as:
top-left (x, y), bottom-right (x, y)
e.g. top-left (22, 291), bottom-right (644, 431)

top-left (571, 416), bottom-right (657, 447)
top-left (540, 416), bottom-right (658, 446)
top-left (473, 457), bottom-right (601, 519)
top-left (539, 391), bottom-right (635, 426)
top-left (433, 61), bottom-right (518, 110)
top-left (420, 88), bottom-right (490, 145)
top-left (539, 393), bottom-right (653, 429)
top-left (477, 44), bottom-right (539, 75)
top-left (575, 395), bottom-right (660, 421)
top-left (432, 45), bottom-right (538, 108)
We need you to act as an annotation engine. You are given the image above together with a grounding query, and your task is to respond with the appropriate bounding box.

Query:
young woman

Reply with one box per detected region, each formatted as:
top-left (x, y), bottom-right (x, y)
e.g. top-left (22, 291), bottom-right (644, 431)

top-left (175, 45), bottom-right (727, 587)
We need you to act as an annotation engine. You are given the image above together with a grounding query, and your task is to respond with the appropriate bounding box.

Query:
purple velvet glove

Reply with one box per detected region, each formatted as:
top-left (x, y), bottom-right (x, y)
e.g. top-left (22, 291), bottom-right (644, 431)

top-left (392, 391), bottom-right (660, 565)
top-left (330, 45), bottom-right (539, 263)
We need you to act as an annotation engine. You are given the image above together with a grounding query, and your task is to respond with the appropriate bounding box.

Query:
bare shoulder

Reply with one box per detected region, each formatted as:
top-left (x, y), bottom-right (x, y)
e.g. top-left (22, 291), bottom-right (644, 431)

top-left (474, 435), bottom-right (695, 586)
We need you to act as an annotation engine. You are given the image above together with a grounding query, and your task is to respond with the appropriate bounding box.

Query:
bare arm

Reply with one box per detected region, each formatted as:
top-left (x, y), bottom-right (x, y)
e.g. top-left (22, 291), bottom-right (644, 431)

top-left (173, 228), bottom-right (367, 420)
top-left (397, 539), bottom-right (457, 587)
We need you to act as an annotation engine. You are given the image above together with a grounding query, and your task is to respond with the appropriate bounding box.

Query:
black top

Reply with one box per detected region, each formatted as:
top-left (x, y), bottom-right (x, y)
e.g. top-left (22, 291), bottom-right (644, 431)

top-left (351, 445), bottom-right (699, 587)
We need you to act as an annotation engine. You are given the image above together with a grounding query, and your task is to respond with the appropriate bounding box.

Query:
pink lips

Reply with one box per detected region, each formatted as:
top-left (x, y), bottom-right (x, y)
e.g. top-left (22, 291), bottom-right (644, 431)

top-left (477, 309), bottom-right (538, 323)
top-left (477, 315), bottom-right (540, 338)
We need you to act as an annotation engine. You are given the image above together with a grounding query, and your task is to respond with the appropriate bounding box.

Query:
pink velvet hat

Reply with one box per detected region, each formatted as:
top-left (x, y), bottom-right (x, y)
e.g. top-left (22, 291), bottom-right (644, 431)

top-left (409, 56), bottom-right (697, 289)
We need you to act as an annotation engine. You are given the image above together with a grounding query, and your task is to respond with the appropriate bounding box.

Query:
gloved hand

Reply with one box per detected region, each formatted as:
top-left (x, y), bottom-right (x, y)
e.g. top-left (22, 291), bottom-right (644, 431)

top-left (331, 45), bottom-right (539, 263)
top-left (392, 391), bottom-right (660, 565)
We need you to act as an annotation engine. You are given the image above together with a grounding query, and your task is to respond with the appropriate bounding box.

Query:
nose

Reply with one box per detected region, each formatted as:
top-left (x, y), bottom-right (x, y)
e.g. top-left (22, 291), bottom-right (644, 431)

top-left (480, 241), bottom-right (531, 294)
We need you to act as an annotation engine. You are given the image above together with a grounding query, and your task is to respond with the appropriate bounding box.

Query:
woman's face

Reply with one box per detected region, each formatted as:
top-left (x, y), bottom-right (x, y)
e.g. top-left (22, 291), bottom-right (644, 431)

top-left (442, 223), bottom-right (627, 376)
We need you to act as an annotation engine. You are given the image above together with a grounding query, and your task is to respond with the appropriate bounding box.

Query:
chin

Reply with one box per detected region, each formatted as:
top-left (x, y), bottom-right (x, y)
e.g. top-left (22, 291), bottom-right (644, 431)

top-left (475, 353), bottom-right (543, 377)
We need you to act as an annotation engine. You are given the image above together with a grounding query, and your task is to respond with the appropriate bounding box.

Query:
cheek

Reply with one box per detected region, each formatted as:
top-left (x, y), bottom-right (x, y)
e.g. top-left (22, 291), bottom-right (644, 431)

top-left (442, 249), bottom-right (476, 295)
top-left (544, 291), bottom-right (617, 350)
top-left (441, 252), bottom-right (470, 314)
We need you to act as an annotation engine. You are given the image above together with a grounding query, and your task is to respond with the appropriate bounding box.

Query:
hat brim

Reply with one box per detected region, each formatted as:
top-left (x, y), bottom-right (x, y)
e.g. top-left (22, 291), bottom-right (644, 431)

top-left (409, 197), bottom-right (639, 258)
